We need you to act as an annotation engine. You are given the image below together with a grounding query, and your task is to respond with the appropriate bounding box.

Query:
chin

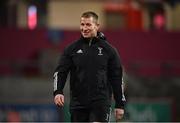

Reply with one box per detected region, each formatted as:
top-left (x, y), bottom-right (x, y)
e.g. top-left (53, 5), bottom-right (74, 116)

top-left (83, 35), bottom-right (91, 38)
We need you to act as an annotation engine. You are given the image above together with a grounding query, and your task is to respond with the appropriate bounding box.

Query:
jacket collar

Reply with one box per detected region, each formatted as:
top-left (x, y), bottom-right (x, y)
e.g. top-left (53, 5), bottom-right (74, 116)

top-left (80, 36), bottom-right (98, 45)
top-left (79, 31), bottom-right (106, 44)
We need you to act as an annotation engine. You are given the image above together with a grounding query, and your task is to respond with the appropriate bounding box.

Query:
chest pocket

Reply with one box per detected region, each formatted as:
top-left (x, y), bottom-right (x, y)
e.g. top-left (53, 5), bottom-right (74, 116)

top-left (97, 70), bottom-right (107, 88)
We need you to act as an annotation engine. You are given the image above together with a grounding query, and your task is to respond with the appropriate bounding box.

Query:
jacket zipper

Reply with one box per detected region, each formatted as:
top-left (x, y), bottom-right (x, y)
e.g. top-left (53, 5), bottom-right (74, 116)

top-left (89, 38), bottom-right (93, 46)
top-left (87, 38), bottom-right (93, 102)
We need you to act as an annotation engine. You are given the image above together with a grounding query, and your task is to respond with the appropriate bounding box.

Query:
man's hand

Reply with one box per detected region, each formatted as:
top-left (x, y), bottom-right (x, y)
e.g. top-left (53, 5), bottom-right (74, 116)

top-left (54, 94), bottom-right (64, 107)
top-left (114, 108), bottom-right (124, 122)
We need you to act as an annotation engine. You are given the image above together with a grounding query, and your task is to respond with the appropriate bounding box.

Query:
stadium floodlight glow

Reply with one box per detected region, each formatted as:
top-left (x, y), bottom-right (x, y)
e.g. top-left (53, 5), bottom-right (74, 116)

top-left (28, 5), bottom-right (37, 30)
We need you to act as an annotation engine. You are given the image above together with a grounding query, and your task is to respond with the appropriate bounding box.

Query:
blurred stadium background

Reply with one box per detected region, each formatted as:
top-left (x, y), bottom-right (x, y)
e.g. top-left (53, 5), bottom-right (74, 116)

top-left (0, 0), bottom-right (180, 122)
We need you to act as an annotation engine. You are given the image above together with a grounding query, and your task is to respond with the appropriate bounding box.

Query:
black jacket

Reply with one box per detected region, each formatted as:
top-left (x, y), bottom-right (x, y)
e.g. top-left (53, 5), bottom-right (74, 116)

top-left (53, 32), bottom-right (126, 109)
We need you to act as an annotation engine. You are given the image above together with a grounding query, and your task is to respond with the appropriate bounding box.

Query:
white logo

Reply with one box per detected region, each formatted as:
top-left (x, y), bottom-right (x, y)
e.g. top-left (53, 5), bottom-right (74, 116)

top-left (105, 113), bottom-right (109, 122)
top-left (98, 47), bottom-right (103, 55)
top-left (53, 72), bottom-right (58, 91)
top-left (76, 49), bottom-right (83, 53)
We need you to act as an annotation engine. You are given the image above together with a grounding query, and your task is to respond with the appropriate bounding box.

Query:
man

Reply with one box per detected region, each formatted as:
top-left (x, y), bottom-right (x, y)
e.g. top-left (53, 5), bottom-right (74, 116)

top-left (53, 11), bottom-right (126, 122)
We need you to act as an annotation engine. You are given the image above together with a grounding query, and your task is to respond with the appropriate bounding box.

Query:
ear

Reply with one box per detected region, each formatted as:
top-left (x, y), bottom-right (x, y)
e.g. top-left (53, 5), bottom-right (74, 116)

top-left (96, 23), bottom-right (100, 30)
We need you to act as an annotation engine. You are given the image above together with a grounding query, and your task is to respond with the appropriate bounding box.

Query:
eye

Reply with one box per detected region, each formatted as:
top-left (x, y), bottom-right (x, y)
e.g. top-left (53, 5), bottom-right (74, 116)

top-left (86, 23), bottom-right (91, 26)
top-left (81, 23), bottom-right (84, 26)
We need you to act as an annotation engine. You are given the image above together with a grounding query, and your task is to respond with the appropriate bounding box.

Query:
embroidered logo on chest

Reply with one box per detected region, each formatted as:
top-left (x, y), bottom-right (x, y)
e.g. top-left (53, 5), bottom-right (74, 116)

top-left (76, 49), bottom-right (83, 54)
top-left (98, 47), bottom-right (103, 55)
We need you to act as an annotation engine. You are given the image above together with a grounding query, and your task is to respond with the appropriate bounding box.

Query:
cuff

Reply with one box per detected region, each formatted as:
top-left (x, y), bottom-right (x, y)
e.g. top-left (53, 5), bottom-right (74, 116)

top-left (53, 90), bottom-right (63, 97)
top-left (115, 102), bottom-right (125, 109)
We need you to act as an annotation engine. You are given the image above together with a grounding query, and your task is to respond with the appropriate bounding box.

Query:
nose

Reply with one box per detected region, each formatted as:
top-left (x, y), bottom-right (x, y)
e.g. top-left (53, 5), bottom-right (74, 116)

top-left (82, 25), bottom-right (88, 31)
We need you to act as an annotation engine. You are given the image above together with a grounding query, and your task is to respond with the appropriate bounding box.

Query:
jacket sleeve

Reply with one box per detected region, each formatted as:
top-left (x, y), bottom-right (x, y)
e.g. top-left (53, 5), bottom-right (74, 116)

top-left (108, 48), bottom-right (126, 109)
top-left (53, 47), bottom-right (72, 96)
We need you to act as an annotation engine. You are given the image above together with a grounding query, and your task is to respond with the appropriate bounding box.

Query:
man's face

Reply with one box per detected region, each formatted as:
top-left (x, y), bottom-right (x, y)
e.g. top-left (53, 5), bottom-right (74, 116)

top-left (80, 17), bottom-right (99, 38)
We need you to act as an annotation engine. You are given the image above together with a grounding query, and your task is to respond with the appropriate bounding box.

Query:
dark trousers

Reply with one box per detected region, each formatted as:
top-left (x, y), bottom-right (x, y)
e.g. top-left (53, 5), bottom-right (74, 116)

top-left (70, 105), bottom-right (111, 122)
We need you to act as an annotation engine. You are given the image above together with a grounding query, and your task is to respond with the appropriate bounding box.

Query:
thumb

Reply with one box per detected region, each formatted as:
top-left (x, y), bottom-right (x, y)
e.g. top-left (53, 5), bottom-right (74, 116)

top-left (60, 95), bottom-right (64, 104)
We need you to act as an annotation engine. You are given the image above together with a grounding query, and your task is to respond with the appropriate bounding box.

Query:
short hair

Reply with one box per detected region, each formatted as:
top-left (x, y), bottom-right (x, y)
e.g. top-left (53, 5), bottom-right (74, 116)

top-left (81, 11), bottom-right (98, 22)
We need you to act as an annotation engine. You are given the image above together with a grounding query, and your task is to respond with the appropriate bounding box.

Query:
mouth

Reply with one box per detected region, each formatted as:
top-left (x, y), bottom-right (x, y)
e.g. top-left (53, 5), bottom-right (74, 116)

top-left (83, 32), bottom-right (89, 35)
top-left (82, 31), bottom-right (89, 36)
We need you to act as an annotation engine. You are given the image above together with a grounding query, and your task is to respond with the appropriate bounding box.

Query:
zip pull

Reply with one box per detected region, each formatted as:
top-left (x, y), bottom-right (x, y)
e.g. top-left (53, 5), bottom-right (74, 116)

top-left (89, 38), bottom-right (93, 46)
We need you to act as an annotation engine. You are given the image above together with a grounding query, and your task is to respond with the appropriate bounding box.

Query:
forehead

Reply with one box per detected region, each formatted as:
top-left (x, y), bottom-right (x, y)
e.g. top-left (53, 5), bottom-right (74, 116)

top-left (80, 17), bottom-right (96, 23)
